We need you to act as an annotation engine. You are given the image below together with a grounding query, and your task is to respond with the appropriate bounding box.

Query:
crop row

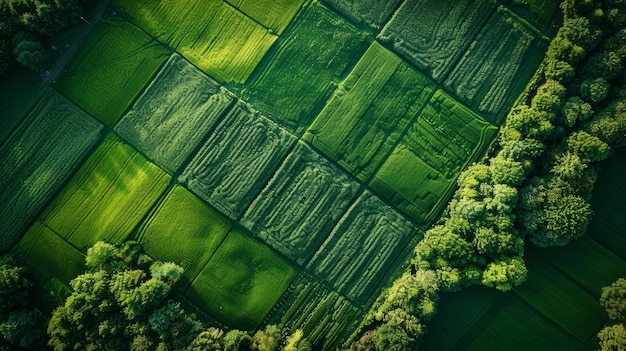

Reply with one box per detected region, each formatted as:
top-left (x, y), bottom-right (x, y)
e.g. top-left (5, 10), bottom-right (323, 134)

top-left (322, 0), bottom-right (402, 29)
top-left (115, 54), bottom-right (234, 174)
top-left (0, 90), bottom-right (103, 251)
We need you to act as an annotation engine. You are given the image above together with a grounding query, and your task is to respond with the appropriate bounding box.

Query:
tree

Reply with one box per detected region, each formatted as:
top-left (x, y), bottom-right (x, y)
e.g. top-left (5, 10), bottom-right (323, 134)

top-left (580, 77), bottom-right (610, 102)
top-left (252, 325), bottom-right (281, 351)
top-left (561, 96), bottom-right (593, 127)
top-left (597, 323), bottom-right (626, 351)
top-left (12, 39), bottom-right (51, 72)
top-left (566, 130), bottom-right (610, 162)
top-left (600, 278), bottom-right (626, 322)
top-left (481, 256), bottom-right (527, 292)
top-left (282, 329), bottom-right (311, 351)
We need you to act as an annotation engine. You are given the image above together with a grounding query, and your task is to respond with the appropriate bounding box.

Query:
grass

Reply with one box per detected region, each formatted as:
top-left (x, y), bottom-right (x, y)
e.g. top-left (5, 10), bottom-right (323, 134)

top-left (179, 101), bottom-right (296, 220)
top-left (303, 41), bottom-right (435, 182)
top-left (265, 275), bottom-right (362, 350)
top-left (370, 90), bottom-right (497, 226)
top-left (54, 19), bottom-right (169, 127)
top-left (241, 142), bottom-right (360, 265)
top-left (322, 0), bottom-right (403, 29)
top-left (224, 0), bottom-right (305, 34)
top-left (11, 221), bottom-right (86, 284)
top-left (243, 2), bottom-right (369, 134)
top-left (0, 66), bottom-right (42, 144)
top-left (115, 54), bottom-right (234, 174)
top-left (0, 90), bottom-right (103, 251)
top-left (379, 0), bottom-right (496, 82)
top-left (39, 134), bottom-right (171, 251)
top-left (444, 7), bottom-right (548, 122)
top-left (186, 229), bottom-right (297, 330)
top-left (307, 191), bottom-right (419, 304)
top-left (113, 0), bottom-right (277, 84)
top-left (137, 185), bottom-right (231, 289)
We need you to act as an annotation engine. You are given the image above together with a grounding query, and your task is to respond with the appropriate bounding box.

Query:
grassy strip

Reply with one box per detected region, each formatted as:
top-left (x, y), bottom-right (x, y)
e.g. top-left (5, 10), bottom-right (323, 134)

top-left (265, 275), bottom-right (362, 350)
top-left (186, 228), bottom-right (297, 330)
top-left (11, 221), bottom-right (85, 284)
top-left (444, 7), bottom-right (548, 122)
top-left (39, 134), bottom-right (171, 251)
top-left (115, 54), bottom-right (233, 174)
top-left (241, 142), bottom-right (360, 265)
top-left (371, 90), bottom-right (498, 226)
top-left (243, 2), bottom-right (369, 134)
top-left (379, 0), bottom-right (496, 82)
top-left (137, 185), bottom-right (231, 289)
top-left (0, 90), bottom-right (103, 251)
top-left (113, 0), bottom-right (277, 84)
top-left (307, 190), bottom-right (419, 305)
top-left (54, 19), bottom-right (169, 127)
top-left (322, 0), bottom-right (402, 29)
top-left (224, 0), bottom-right (304, 34)
top-left (179, 101), bottom-right (296, 220)
top-left (304, 41), bottom-right (435, 182)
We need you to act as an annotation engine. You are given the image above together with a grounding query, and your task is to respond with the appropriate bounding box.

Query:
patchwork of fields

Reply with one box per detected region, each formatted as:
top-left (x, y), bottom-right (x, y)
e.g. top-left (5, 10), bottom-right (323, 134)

top-left (0, 0), bottom-right (559, 349)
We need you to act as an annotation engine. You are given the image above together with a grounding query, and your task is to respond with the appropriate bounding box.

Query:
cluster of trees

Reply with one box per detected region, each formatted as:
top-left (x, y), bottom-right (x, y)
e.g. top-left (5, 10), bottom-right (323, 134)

top-left (597, 278), bottom-right (626, 350)
top-left (350, 0), bottom-right (626, 349)
top-left (1, 241), bottom-right (311, 351)
top-left (0, 0), bottom-right (94, 75)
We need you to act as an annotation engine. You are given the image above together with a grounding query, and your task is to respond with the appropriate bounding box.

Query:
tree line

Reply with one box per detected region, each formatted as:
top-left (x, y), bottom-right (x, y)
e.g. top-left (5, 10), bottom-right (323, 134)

top-left (0, 0), bottom-right (95, 75)
top-left (349, 0), bottom-right (626, 348)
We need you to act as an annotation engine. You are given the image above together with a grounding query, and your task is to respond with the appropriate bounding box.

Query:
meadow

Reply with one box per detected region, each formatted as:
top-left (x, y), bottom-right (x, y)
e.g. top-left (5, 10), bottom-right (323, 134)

top-left (54, 20), bottom-right (169, 127)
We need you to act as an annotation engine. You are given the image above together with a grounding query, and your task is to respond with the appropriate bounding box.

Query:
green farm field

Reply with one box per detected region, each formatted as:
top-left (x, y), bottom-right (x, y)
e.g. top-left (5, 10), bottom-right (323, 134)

top-left (3, 0), bottom-right (614, 350)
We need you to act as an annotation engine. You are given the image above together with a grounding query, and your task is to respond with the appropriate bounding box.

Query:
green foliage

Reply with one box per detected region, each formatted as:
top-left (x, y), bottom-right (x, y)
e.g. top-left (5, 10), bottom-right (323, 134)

top-left (480, 256), bottom-right (527, 291)
top-left (600, 278), bottom-right (626, 322)
top-left (12, 39), bottom-right (50, 72)
top-left (597, 323), bottom-right (626, 351)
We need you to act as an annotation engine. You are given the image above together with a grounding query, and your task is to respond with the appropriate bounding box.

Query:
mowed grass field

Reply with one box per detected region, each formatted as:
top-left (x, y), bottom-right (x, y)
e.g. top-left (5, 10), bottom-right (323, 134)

top-left (244, 2), bottom-right (369, 134)
top-left (113, 0), bottom-right (277, 84)
top-left (137, 185), bottom-right (231, 289)
top-left (304, 42), bottom-right (435, 182)
top-left (38, 134), bottom-right (171, 251)
top-left (0, 90), bottom-right (103, 251)
top-left (115, 54), bottom-right (234, 174)
top-left (54, 19), bottom-right (169, 127)
top-left (186, 229), bottom-right (297, 330)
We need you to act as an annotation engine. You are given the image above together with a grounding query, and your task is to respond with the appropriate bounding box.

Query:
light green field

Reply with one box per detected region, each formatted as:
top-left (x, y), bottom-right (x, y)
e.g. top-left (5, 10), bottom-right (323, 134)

top-left (39, 134), bottom-right (171, 251)
top-left (304, 41), bottom-right (435, 182)
top-left (322, 0), bottom-right (402, 29)
top-left (137, 185), bottom-right (231, 289)
top-left (266, 275), bottom-right (362, 350)
top-left (54, 19), bottom-right (169, 127)
top-left (113, 0), bottom-right (277, 84)
top-left (307, 191), bottom-right (418, 304)
top-left (0, 90), bottom-right (103, 251)
top-left (186, 229), bottom-right (297, 330)
top-left (371, 90), bottom-right (497, 226)
top-left (115, 54), bottom-right (233, 174)
top-left (444, 7), bottom-right (548, 121)
top-left (11, 221), bottom-right (85, 284)
top-left (244, 2), bottom-right (369, 134)
top-left (180, 102), bottom-right (296, 220)
top-left (379, 0), bottom-right (496, 82)
top-left (224, 0), bottom-right (305, 34)
top-left (241, 142), bottom-right (360, 265)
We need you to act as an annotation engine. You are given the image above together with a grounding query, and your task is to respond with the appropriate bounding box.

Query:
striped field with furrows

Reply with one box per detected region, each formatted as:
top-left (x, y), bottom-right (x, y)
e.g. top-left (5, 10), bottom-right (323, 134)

top-left (115, 53), bottom-right (234, 174)
top-left (180, 101), bottom-right (296, 220)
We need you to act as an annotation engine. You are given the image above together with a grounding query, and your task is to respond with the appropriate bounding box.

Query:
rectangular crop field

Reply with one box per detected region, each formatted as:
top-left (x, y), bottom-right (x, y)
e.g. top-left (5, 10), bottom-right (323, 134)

top-left (304, 42), bottom-right (435, 182)
top-left (513, 259), bottom-right (605, 343)
top-left (54, 19), bottom-right (169, 127)
top-left (137, 185), bottom-right (231, 289)
top-left (0, 90), bottom-right (103, 251)
top-left (185, 229), bottom-right (297, 330)
top-left (379, 0), bottom-right (496, 82)
top-left (244, 3), bottom-right (369, 134)
top-left (370, 91), bottom-right (498, 226)
top-left (241, 142), bottom-right (360, 265)
top-left (307, 191), bottom-right (419, 304)
top-left (180, 102), bottom-right (296, 220)
top-left (322, 0), bottom-right (402, 29)
top-left (265, 275), bottom-right (362, 350)
top-left (38, 134), bottom-right (171, 251)
top-left (115, 54), bottom-right (234, 174)
top-left (224, 0), bottom-right (305, 34)
top-left (444, 7), bottom-right (548, 121)
top-left (11, 221), bottom-right (85, 284)
top-left (113, 0), bottom-right (277, 84)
